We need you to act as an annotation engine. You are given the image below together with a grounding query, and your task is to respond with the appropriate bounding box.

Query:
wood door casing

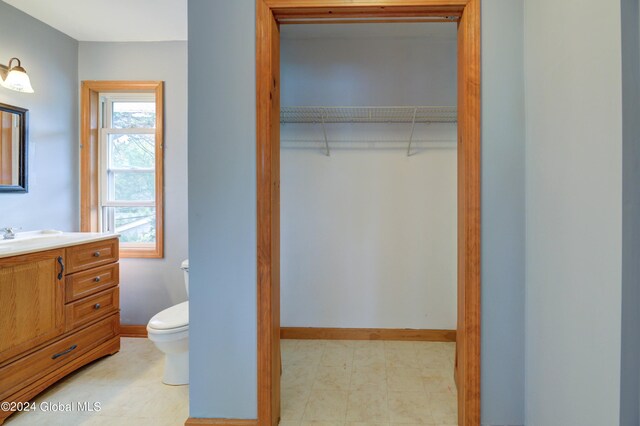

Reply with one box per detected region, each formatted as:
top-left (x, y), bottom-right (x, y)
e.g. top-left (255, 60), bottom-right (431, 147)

top-left (266, 0), bottom-right (469, 20)
top-left (0, 249), bottom-right (65, 365)
top-left (456, 0), bottom-right (481, 424)
top-left (256, 1), bottom-right (481, 425)
top-left (257, 1), bottom-right (281, 424)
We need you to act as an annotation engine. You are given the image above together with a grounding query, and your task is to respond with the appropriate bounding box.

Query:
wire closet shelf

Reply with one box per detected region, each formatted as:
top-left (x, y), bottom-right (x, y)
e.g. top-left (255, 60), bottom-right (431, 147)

top-left (281, 106), bottom-right (457, 124)
top-left (280, 106), bottom-right (457, 156)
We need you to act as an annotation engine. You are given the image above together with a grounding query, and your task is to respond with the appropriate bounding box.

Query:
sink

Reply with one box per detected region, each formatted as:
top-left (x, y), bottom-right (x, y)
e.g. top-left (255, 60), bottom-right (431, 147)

top-left (0, 230), bottom-right (68, 255)
top-left (0, 230), bottom-right (64, 245)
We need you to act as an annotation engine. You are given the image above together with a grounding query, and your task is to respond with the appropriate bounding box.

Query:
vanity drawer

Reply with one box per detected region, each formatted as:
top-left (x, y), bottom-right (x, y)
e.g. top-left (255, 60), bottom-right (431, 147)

top-left (65, 238), bottom-right (119, 274)
top-left (0, 314), bottom-right (118, 401)
top-left (65, 287), bottom-right (119, 332)
top-left (65, 263), bottom-right (119, 303)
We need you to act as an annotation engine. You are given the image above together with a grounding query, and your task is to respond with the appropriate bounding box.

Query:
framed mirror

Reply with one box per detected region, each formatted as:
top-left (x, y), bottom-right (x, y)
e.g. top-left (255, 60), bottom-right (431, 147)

top-left (0, 103), bottom-right (28, 193)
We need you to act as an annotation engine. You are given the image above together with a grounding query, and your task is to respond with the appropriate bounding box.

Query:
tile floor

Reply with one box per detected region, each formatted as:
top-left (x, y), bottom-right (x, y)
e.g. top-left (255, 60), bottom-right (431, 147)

top-left (280, 339), bottom-right (458, 426)
top-left (5, 338), bottom-right (188, 426)
top-left (5, 338), bottom-right (456, 426)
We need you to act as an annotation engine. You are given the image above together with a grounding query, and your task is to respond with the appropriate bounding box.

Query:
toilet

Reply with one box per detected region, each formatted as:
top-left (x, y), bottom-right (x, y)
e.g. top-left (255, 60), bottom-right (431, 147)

top-left (147, 259), bottom-right (189, 385)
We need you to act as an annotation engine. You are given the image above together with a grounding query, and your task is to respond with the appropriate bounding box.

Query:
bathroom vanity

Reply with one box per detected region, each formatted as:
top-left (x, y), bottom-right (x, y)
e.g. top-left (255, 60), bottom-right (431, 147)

top-left (0, 232), bottom-right (120, 424)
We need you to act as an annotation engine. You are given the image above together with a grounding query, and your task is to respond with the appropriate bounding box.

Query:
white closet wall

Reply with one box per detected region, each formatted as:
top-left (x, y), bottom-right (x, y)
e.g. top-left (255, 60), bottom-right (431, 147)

top-left (280, 25), bottom-right (458, 329)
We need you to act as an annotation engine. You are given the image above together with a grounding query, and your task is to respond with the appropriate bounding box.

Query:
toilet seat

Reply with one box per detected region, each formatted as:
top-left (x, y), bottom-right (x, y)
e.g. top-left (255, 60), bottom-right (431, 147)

top-left (147, 324), bottom-right (188, 336)
top-left (147, 301), bottom-right (188, 335)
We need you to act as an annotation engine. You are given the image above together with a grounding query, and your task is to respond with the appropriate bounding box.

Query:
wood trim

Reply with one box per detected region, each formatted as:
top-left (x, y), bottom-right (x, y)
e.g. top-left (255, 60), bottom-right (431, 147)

top-left (257, 2), bottom-right (281, 425)
top-left (273, 9), bottom-right (465, 19)
top-left (80, 83), bottom-right (100, 232)
top-left (119, 325), bottom-right (148, 338)
top-left (81, 81), bottom-right (164, 92)
top-left (256, 1), bottom-right (481, 425)
top-left (153, 81), bottom-right (165, 258)
top-left (185, 419), bottom-right (258, 426)
top-left (281, 327), bottom-right (456, 341)
top-left (120, 249), bottom-right (163, 259)
top-left (266, 1), bottom-right (468, 20)
top-left (456, 1), bottom-right (481, 425)
top-left (266, 0), bottom-right (469, 4)
top-left (79, 81), bottom-right (165, 259)
top-left (279, 18), bottom-right (457, 24)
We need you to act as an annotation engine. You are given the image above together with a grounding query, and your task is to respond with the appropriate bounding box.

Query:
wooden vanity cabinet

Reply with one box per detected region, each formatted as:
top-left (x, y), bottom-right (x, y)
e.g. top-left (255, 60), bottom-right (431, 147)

top-left (0, 249), bottom-right (66, 365)
top-left (0, 237), bottom-right (120, 424)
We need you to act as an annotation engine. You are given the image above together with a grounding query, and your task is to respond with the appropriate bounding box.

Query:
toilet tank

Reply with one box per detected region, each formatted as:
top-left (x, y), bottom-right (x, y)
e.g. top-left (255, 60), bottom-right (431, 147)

top-left (181, 259), bottom-right (189, 296)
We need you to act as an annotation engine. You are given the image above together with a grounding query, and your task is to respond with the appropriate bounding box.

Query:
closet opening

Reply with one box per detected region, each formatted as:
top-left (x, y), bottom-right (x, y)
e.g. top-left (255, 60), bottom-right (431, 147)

top-left (256, 2), bottom-right (480, 426)
top-left (279, 21), bottom-right (460, 425)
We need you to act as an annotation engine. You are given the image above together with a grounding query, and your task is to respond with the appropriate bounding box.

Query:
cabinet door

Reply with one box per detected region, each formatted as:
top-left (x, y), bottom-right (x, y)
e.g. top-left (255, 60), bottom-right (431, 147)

top-left (0, 249), bottom-right (65, 364)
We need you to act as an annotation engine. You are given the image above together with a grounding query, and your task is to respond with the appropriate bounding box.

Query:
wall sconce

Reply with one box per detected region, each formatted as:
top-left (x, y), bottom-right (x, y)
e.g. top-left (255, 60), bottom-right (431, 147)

top-left (0, 58), bottom-right (34, 93)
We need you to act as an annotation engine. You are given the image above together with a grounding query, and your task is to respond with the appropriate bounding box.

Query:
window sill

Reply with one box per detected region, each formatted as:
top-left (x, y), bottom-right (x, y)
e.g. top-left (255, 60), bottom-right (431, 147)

top-left (120, 246), bottom-right (163, 259)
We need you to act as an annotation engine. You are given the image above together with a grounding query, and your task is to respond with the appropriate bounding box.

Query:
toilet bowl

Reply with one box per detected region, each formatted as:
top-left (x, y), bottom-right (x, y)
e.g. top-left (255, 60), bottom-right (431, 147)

top-left (147, 259), bottom-right (189, 385)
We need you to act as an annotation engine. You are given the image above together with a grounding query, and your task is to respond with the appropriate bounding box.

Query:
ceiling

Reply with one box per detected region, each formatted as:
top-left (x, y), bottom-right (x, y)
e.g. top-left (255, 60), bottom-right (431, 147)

top-left (281, 22), bottom-right (457, 40)
top-left (2, 0), bottom-right (187, 42)
top-left (2, 1), bottom-right (454, 43)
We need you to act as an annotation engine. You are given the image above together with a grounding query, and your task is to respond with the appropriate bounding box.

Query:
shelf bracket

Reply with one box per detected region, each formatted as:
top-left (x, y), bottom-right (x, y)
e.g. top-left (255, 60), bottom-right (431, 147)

top-left (407, 107), bottom-right (418, 156)
top-left (320, 110), bottom-right (330, 156)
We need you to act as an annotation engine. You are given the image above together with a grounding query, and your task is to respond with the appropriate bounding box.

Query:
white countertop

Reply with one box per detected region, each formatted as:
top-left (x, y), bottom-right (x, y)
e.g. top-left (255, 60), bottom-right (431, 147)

top-left (0, 231), bottom-right (119, 259)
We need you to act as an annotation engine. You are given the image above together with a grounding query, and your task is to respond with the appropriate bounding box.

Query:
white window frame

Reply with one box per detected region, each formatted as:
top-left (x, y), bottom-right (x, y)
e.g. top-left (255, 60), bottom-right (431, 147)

top-left (99, 93), bottom-right (157, 250)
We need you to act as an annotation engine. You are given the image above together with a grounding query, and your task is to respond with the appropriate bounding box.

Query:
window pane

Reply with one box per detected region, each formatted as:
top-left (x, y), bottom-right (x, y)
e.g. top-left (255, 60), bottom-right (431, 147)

top-left (109, 134), bottom-right (155, 169)
top-left (112, 102), bottom-right (155, 128)
top-left (111, 207), bottom-right (156, 243)
top-left (111, 171), bottom-right (155, 202)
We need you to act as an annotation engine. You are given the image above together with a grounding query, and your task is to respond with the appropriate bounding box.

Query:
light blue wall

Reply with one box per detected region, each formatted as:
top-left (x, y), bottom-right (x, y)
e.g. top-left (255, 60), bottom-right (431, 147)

top-left (620, 0), bottom-right (640, 424)
top-left (0, 1), bottom-right (78, 231)
top-left (524, 0), bottom-right (623, 424)
top-left (187, 0), bottom-right (258, 419)
top-left (481, 1), bottom-right (525, 425)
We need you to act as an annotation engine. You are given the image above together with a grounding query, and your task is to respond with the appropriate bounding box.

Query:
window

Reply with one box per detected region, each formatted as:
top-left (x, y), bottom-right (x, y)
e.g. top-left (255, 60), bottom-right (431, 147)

top-left (100, 94), bottom-right (157, 247)
top-left (81, 82), bottom-right (164, 258)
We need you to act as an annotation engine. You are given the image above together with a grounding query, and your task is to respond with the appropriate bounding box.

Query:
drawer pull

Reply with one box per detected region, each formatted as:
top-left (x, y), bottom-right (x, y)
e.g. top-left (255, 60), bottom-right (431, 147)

top-left (57, 256), bottom-right (64, 280)
top-left (94, 276), bottom-right (101, 282)
top-left (93, 251), bottom-right (101, 257)
top-left (51, 344), bottom-right (78, 360)
top-left (94, 303), bottom-right (101, 310)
